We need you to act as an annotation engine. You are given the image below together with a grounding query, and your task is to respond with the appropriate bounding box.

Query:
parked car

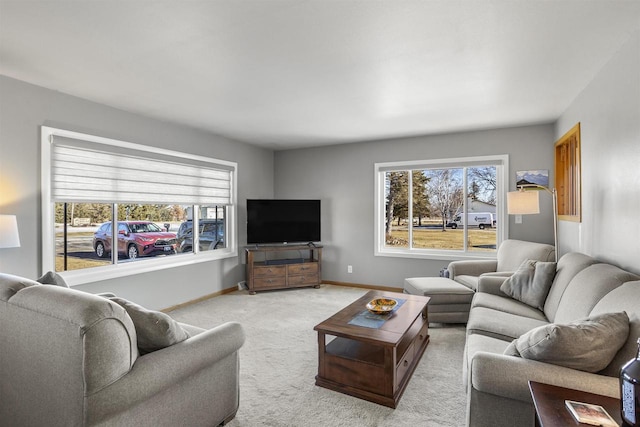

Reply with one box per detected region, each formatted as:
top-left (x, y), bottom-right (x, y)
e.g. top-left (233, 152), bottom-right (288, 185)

top-left (176, 219), bottom-right (225, 253)
top-left (93, 221), bottom-right (177, 259)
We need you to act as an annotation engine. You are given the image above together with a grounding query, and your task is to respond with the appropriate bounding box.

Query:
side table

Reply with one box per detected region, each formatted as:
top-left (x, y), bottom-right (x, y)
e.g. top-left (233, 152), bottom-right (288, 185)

top-left (529, 381), bottom-right (623, 427)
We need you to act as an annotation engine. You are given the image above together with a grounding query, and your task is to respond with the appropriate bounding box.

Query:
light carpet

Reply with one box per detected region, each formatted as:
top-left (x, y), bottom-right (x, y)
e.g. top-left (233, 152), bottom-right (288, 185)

top-left (169, 284), bottom-right (467, 427)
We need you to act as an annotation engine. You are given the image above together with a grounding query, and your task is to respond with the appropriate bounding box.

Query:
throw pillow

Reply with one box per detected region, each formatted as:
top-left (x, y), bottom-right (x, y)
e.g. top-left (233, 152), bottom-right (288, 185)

top-left (109, 297), bottom-right (190, 354)
top-left (502, 311), bottom-right (629, 373)
top-left (36, 271), bottom-right (69, 288)
top-left (500, 259), bottom-right (556, 310)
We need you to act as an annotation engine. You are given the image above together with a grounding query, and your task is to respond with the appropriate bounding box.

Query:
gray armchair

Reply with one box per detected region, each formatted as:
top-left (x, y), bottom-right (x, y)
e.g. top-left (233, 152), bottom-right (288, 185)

top-left (447, 239), bottom-right (555, 292)
top-left (0, 273), bottom-right (244, 427)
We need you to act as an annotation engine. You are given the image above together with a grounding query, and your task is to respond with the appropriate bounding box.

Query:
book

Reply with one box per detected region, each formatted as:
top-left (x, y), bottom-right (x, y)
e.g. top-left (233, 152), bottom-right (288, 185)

top-left (565, 400), bottom-right (619, 427)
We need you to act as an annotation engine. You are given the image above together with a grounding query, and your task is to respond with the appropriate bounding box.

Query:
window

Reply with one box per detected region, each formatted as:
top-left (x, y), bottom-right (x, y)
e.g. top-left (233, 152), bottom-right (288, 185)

top-left (374, 155), bottom-right (508, 260)
top-left (42, 126), bottom-right (237, 285)
top-left (555, 123), bottom-right (581, 222)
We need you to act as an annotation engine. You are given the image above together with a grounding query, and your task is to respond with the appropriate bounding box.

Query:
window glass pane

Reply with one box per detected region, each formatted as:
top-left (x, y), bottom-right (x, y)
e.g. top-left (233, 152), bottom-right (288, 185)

top-left (467, 166), bottom-right (498, 252)
top-left (55, 202), bottom-right (112, 272)
top-left (175, 205), bottom-right (225, 254)
top-left (115, 204), bottom-right (178, 261)
top-left (416, 168), bottom-right (464, 250)
top-left (384, 171), bottom-right (409, 249)
top-left (198, 206), bottom-right (226, 252)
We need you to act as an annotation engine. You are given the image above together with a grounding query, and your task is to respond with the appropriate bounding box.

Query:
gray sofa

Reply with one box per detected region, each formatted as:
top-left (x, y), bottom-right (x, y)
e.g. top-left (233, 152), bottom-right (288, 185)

top-left (464, 252), bottom-right (640, 427)
top-left (448, 239), bottom-right (556, 291)
top-left (0, 273), bottom-right (245, 427)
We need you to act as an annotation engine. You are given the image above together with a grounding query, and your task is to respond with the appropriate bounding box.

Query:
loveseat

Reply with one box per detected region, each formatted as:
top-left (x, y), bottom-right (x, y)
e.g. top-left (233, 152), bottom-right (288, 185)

top-left (464, 252), bottom-right (640, 426)
top-left (0, 273), bottom-right (245, 427)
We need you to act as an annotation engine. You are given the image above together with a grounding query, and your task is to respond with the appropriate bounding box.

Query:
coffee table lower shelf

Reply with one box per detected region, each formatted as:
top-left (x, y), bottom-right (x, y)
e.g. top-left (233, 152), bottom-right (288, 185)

top-left (315, 321), bottom-right (429, 408)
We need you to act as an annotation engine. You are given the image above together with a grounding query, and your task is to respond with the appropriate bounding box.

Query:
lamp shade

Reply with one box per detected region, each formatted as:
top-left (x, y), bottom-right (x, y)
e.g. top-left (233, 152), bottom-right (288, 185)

top-left (507, 190), bottom-right (540, 215)
top-left (0, 215), bottom-right (21, 248)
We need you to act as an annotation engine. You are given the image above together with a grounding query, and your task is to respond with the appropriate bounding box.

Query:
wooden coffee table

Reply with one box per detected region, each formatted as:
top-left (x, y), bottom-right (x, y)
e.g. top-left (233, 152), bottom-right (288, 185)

top-left (314, 290), bottom-right (430, 408)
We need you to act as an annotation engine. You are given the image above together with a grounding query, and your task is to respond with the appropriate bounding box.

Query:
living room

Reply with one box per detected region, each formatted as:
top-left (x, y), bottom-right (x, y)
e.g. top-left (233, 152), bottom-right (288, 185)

top-left (1, 1), bottom-right (639, 426)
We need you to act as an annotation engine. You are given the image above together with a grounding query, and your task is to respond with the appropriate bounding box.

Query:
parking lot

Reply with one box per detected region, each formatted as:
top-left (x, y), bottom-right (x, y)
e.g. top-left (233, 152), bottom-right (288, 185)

top-left (55, 223), bottom-right (182, 271)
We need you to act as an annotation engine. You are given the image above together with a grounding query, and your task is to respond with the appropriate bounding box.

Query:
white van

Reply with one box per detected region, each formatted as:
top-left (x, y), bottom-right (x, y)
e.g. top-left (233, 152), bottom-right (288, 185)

top-left (447, 212), bottom-right (495, 230)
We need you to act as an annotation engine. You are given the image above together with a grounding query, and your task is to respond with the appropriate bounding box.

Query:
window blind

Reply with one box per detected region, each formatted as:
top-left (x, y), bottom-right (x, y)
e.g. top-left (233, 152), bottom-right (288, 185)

top-left (51, 136), bottom-right (233, 205)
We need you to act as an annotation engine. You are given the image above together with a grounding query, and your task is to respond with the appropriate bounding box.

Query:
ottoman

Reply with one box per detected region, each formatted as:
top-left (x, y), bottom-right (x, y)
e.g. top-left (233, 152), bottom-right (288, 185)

top-left (403, 277), bottom-right (474, 323)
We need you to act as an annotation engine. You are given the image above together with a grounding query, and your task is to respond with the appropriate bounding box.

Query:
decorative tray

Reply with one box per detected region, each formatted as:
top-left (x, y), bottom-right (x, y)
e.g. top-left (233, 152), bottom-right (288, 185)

top-left (366, 298), bottom-right (397, 315)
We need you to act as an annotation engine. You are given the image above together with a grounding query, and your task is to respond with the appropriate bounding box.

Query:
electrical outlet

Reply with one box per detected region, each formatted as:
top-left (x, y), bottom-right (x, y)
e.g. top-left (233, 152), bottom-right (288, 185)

top-left (515, 214), bottom-right (522, 224)
top-left (347, 265), bottom-right (353, 274)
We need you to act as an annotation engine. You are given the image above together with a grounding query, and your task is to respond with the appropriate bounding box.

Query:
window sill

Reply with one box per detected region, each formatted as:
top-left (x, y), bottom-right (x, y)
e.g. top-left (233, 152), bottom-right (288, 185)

top-left (60, 248), bottom-right (238, 287)
top-left (375, 248), bottom-right (496, 262)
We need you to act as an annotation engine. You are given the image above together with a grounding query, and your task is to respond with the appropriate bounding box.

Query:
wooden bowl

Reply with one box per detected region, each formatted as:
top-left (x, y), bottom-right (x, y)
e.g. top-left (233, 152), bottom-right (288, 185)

top-left (366, 298), bottom-right (397, 314)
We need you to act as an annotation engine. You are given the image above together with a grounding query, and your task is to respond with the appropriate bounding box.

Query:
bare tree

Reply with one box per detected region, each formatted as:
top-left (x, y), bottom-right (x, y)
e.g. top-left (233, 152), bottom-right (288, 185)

top-left (425, 169), bottom-right (463, 231)
top-left (468, 166), bottom-right (497, 204)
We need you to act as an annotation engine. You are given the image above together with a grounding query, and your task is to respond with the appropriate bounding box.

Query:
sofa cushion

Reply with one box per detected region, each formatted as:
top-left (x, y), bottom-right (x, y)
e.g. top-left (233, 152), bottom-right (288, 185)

top-left (454, 275), bottom-right (479, 291)
top-left (500, 260), bottom-right (556, 310)
top-left (471, 293), bottom-right (548, 321)
top-left (590, 281), bottom-right (640, 377)
top-left (36, 271), bottom-right (69, 288)
top-left (496, 239), bottom-right (555, 272)
top-left (109, 297), bottom-right (190, 354)
top-left (463, 333), bottom-right (512, 388)
top-left (467, 306), bottom-right (549, 341)
top-left (552, 263), bottom-right (639, 324)
top-left (503, 311), bottom-right (629, 373)
top-left (543, 252), bottom-right (598, 322)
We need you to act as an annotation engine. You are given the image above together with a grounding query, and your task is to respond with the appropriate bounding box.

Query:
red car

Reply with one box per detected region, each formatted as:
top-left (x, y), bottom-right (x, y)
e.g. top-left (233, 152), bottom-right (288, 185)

top-left (93, 221), bottom-right (177, 259)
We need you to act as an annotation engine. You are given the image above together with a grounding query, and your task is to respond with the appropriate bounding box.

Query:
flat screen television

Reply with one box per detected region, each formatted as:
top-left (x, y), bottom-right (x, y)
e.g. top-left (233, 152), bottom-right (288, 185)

top-left (247, 199), bottom-right (321, 244)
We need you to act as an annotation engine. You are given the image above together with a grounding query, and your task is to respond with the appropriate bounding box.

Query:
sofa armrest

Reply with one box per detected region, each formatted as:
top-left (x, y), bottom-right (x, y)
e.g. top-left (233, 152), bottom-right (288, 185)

top-left (448, 260), bottom-right (498, 279)
top-left (89, 321), bottom-right (245, 418)
top-left (470, 351), bottom-right (619, 403)
top-left (476, 273), bottom-right (513, 295)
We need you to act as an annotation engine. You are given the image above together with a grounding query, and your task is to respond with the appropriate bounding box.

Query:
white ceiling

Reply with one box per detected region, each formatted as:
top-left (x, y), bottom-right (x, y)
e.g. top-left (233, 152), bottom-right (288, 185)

top-left (1, 1), bottom-right (639, 150)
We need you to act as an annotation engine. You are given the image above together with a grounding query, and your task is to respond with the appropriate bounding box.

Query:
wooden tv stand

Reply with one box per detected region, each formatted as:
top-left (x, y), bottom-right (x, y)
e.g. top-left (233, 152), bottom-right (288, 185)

top-left (245, 244), bottom-right (322, 294)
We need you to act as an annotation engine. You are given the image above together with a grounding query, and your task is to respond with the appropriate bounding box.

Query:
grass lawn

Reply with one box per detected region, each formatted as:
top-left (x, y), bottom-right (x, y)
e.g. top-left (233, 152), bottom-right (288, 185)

top-left (55, 257), bottom-right (110, 271)
top-left (55, 231), bottom-right (110, 271)
top-left (388, 227), bottom-right (496, 252)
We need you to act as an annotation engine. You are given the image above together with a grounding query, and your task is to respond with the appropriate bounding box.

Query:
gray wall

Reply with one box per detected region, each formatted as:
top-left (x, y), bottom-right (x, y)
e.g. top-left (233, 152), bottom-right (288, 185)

top-left (2, 28), bottom-right (636, 307)
top-left (274, 124), bottom-right (555, 288)
top-left (555, 30), bottom-right (640, 274)
top-left (0, 76), bottom-right (274, 309)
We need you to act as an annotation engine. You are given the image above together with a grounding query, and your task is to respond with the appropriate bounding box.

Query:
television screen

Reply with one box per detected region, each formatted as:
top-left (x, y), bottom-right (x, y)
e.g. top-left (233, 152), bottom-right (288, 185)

top-left (247, 199), bottom-right (321, 244)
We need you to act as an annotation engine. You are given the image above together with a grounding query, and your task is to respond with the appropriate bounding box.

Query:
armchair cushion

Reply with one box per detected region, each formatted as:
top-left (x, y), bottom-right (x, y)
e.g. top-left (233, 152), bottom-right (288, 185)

top-left (500, 260), bottom-right (556, 310)
top-left (109, 296), bottom-right (190, 354)
top-left (503, 311), bottom-right (629, 373)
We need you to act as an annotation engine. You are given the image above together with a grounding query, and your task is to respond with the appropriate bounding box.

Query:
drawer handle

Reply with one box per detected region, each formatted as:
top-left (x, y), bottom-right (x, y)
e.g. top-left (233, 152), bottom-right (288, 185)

top-left (419, 334), bottom-right (425, 340)
top-left (403, 360), bottom-right (409, 367)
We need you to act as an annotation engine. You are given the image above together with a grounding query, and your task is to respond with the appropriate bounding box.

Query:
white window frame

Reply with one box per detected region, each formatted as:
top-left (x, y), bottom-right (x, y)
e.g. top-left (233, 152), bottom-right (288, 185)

top-left (41, 126), bottom-right (238, 286)
top-left (374, 155), bottom-right (509, 261)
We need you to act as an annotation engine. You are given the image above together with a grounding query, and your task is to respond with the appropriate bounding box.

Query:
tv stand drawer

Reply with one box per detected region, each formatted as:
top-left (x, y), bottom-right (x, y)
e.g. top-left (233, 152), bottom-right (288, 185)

top-left (254, 265), bottom-right (286, 278)
top-left (254, 277), bottom-right (286, 289)
top-left (288, 263), bottom-right (318, 275)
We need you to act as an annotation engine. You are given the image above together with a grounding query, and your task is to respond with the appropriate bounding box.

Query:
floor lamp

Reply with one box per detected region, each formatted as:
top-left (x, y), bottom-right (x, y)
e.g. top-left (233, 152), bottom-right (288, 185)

top-left (507, 185), bottom-right (558, 262)
top-left (0, 214), bottom-right (21, 249)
